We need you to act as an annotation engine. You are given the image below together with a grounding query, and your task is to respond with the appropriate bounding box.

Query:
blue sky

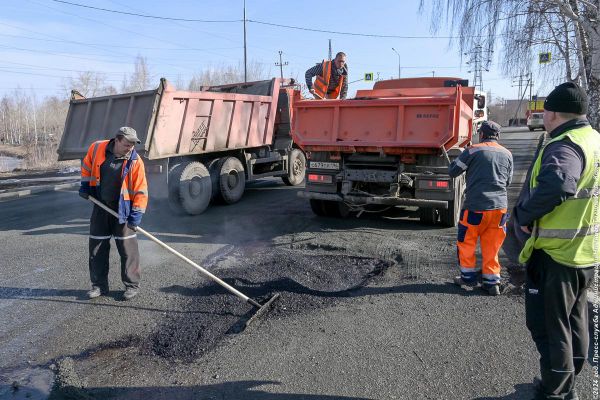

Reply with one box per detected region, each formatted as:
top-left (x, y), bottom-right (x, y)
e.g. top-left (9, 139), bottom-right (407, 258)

top-left (1, 0), bottom-right (553, 101)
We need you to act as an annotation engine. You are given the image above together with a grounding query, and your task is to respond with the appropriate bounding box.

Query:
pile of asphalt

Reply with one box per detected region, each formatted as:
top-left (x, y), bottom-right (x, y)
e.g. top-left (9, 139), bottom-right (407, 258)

top-left (47, 246), bottom-right (394, 377)
top-left (141, 248), bottom-right (392, 361)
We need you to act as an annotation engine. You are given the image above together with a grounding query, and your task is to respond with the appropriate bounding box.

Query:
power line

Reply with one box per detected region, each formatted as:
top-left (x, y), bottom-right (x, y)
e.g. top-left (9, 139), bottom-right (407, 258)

top-left (50, 0), bottom-right (240, 23)
top-left (0, 32), bottom-right (241, 52)
top-left (247, 19), bottom-right (495, 39)
top-left (29, 0), bottom-right (233, 64)
top-left (49, 0), bottom-right (500, 40)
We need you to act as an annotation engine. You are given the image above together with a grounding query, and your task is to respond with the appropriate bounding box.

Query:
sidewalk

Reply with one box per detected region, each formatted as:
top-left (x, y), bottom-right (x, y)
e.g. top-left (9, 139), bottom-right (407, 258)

top-left (0, 168), bottom-right (79, 200)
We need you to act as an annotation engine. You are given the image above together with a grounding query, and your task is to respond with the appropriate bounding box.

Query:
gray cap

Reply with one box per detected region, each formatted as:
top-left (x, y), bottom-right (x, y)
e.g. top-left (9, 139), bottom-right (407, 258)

top-left (116, 126), bottom-right (140, 144)
top-left (478, 121), bottom-right (501, 139)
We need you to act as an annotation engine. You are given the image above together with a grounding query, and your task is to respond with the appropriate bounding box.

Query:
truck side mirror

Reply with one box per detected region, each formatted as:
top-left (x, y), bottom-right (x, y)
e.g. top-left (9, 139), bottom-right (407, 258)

top-left (476, 95), bottom-right (486, 109)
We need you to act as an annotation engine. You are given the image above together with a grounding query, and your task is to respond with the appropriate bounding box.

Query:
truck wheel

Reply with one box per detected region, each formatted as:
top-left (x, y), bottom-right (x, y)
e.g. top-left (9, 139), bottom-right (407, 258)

top-left (309, 199), bottom-right (327, 216)
top-left (419, 207), bottom-right (439, 225)
top-left (218, 157), bottom-right (246, 204)
top-left (167, 163), bottom-right (185, 214)
top-left (282, 149), bottom-right (306, 186)
top-left (173, 161), bottom-right (212, 215)
top-left (440, 178), bottom-right (463, 227)
top-left (207, 158), bottom-right (222, 203)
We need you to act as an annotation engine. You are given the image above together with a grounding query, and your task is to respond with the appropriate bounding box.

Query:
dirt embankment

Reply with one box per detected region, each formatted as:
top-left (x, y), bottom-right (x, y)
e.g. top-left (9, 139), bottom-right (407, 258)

top-left (0, 144), bottom-right (28, 158)
top-left (0, 143), bottom-right (79, 177)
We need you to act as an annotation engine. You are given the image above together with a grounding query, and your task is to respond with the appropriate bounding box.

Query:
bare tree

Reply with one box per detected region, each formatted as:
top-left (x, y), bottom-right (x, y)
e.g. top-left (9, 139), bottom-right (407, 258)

top-left (121, 55), bottom-right (152, 92)
top-left (420, 0), bottom-right (600, 129)
top-left (63, 71), bottom-right (114, 98)
top-left (187, 60), bottom-right (271, 89)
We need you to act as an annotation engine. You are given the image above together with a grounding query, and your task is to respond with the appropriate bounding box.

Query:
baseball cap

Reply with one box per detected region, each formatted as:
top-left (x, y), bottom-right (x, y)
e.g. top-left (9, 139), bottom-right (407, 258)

top-left (116, 126), bottom-right (141, 144)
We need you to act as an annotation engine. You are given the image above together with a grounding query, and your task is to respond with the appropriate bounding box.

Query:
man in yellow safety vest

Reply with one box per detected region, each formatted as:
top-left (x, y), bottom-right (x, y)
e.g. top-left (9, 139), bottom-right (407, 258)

top-left (513, 82), bottom-right (599, 400)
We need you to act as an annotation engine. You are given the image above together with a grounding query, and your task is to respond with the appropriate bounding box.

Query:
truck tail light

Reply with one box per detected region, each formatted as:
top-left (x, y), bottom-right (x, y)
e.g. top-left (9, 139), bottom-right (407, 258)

top-left (420, 180), bottom-right (449, 189)
top-left (308, 174), bottom-right (333, 184)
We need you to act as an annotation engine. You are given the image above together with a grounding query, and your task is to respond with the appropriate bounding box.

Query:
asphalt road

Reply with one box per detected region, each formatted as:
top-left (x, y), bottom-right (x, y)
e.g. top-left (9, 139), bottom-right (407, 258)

top-left (0, 127), bottom-right (596, 400)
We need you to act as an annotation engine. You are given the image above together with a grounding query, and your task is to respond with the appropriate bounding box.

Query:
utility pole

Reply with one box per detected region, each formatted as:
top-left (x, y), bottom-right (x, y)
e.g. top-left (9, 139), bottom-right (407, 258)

top-left (465, 43), bottom-right (492, 91)
top-left (328, 39), bottom-right (332, 60)
top-left (391, 47), bottom-right (401, 79)
top-left (511, 73), bottom-right (531, 125)
top-left (275, 50), bottom-right (288, 79)
top-left (529, 72), bottom-right (533, 102)
top-left (243, 0), bottom-right (247, 82)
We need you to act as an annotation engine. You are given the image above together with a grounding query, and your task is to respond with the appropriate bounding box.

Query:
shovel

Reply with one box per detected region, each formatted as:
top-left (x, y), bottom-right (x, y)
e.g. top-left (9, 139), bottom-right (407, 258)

top-left (87, 196), bottom-right (280, 327)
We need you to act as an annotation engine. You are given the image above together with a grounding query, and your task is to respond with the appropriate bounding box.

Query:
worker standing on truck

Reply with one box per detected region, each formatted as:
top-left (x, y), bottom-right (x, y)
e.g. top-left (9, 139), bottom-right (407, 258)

top-left (79, 127), bottom-right (148, 300)
top-left (513, 82), bottom-right (598, 400)
top-left (305, 52), bottom-right (348, 100)
top-left (449, 121), bottom-right (513, 296)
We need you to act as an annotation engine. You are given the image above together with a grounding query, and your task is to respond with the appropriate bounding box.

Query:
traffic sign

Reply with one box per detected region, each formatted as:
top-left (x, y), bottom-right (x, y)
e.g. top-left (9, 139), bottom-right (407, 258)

top-left (364, 73), bottom-right (374, 81)
top-left (539, 52), bottom-right (551, 64)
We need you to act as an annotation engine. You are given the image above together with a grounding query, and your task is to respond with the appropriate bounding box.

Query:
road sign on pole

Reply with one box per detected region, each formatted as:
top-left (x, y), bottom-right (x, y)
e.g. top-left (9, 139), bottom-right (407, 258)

top-left (539, 52), bottom-right (551, 64)
top-left (364, 72), bottom-right (374, 81)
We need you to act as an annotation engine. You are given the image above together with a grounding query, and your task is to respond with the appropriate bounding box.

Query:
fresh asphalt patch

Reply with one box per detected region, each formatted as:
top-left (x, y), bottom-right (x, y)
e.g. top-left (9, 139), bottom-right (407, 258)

top-left (46, 246), bottom-right (394, 397)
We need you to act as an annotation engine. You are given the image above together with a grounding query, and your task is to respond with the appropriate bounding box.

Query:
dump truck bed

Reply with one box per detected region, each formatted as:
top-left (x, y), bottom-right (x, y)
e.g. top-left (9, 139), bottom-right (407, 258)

top-left (292, 77), bottom-right (474, 155)
top-left (58, 78), bottom-right (288, 161)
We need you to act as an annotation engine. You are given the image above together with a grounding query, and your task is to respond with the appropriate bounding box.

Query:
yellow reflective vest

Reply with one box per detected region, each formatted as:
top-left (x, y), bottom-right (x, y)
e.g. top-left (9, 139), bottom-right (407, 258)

top-left (519, 125), bottom-right (600, 267)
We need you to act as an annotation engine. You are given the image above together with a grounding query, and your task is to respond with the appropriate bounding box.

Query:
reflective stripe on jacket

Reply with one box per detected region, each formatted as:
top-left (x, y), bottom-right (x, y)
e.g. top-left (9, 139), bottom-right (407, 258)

top-left (313, 60), bottom-right (345, 99)
top-left (519, 125), bottom-right (600, 267)
top-left (80, 139), bottom-right (148, 226)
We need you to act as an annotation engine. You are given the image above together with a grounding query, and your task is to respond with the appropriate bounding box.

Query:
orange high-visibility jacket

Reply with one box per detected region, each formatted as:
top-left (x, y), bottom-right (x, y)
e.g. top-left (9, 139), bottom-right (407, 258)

top-left (79, 139), bottom-right (148, 226)
top-left (313, 60), bottom-right (345, 99)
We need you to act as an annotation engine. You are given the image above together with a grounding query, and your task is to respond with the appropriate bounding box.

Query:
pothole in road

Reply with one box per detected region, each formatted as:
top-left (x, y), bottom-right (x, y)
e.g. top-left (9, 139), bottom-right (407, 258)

top-left (141, 249), bottom-right (393, 361)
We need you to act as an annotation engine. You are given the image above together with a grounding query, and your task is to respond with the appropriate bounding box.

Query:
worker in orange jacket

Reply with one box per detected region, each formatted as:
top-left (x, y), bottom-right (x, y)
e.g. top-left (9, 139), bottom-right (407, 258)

top-left (448, 121), bottom-right (513, 295)
top-left (79, 127), bottom-right (148, 300)
top-left (305, 52), bottom-right (348, 99)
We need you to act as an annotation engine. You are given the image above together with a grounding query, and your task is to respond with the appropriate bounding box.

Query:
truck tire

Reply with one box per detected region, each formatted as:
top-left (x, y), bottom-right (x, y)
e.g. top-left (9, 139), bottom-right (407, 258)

top-left (167, 163), bottom-right (186, 214)
top-left (282, 149), bottom-right (306, 186)
top-left (419, 207), bottom-right (439, 225)
top-left (173, 161), bottom-right (212, 215)
top-left (440, 178), bottom-right (464, 227)
top-left (309, 199), bottom-right (327, 216)
top-left (218, 157), bottom-right (246, 204)
top-left (207, 158), bottom-right (222, 203)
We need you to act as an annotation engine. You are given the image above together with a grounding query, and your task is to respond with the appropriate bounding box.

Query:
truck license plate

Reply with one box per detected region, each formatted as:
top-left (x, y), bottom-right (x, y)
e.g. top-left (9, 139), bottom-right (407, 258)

top-left (310, 161), bottom-right (339, 170)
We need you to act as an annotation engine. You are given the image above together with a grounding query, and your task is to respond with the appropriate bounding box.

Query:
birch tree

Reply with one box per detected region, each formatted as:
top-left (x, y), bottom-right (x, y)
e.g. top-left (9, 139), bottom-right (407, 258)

top-left (420, 0), bottom-right (600, 129)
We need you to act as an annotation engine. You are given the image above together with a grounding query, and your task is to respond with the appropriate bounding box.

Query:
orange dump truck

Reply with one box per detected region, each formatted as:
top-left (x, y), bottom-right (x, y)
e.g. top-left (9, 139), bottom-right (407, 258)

top-left (58, 78), bottom-right (305, 215)
top-left (292, 77), bottom-right (477, 226)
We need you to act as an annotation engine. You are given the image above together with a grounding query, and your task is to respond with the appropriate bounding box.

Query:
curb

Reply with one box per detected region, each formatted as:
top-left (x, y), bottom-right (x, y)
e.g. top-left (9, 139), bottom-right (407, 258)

top-left (0, 182), bottom-right (79, 201)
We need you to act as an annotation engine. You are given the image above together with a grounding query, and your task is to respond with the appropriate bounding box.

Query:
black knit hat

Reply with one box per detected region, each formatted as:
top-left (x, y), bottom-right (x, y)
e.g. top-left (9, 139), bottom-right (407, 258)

top-left (479, 121), bottom-right (501, 139)
top-left (544, 82), bottom-right (588, 114)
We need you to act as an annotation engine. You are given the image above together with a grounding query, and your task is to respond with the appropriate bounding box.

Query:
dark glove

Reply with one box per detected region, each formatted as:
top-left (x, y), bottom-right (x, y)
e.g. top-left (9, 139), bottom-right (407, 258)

top-left (127, 223), bottom-right (137, 232)
top-left (79, 191), bottom-right (89, 200)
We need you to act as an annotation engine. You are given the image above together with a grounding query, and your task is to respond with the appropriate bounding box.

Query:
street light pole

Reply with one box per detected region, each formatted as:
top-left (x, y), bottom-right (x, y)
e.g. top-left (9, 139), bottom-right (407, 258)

top-left (391, 47), bottom-right (401, 79)
top-left (243, 0), bottom-right (247, 82)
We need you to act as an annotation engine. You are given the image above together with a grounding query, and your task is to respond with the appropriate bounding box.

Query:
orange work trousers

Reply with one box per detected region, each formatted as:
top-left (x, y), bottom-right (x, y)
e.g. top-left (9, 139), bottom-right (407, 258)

top-left (457, 208), bottom-right (507, 288)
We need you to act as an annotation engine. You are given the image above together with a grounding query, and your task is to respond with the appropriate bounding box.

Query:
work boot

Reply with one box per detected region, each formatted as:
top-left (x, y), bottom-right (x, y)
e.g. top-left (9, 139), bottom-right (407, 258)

top-left (87, 286), bottom-right (108, 299)
top-left (453, 276), bottom-right (478, 287)
top-left (531, 378), bottom-right (548, 400)
top-left (123, 287), bottom-right (139, 300)
top-left (482, 284), bottom-right (501, 296)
